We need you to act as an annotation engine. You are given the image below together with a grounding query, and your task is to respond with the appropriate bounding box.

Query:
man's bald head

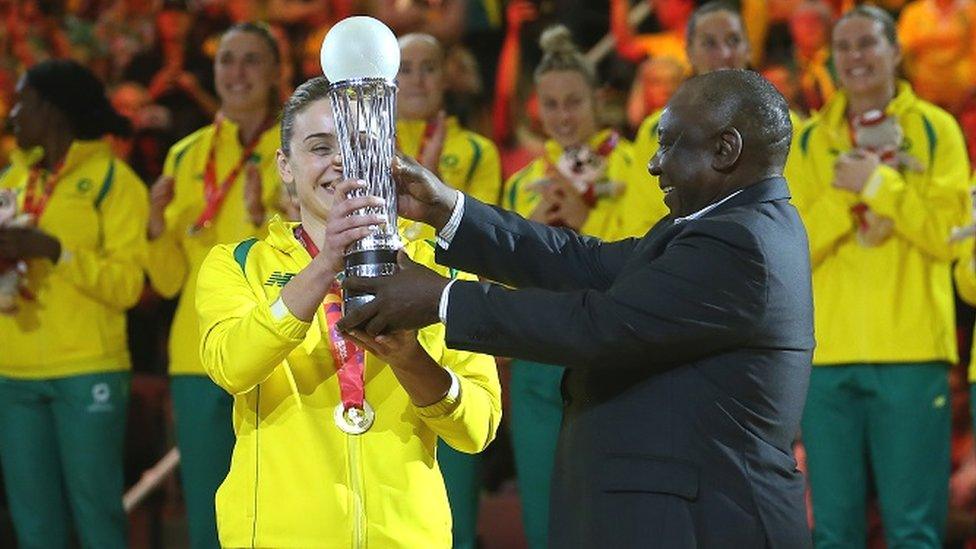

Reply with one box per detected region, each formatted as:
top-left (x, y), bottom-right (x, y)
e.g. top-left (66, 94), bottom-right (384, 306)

top-left (649, 69), bottom-right (792, 216)
top-left (671, 69), bottom-right (792, 172)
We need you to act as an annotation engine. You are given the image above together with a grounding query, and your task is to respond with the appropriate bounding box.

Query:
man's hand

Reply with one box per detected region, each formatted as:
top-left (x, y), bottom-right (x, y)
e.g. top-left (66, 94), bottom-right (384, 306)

top-left (0, 227), bottom-right (61, 263)
top-left (833, 150), bottom-right (880, 194)
top-left (148, 175), bottom-right (175, 240)
top-left (391, 152), bottom-right (458, 231)
top-left (338, 249), bottom-right (450, 336)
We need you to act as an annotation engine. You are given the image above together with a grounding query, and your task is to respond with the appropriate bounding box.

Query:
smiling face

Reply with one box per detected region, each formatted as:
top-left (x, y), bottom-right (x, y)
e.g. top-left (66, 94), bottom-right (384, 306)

top-left (536, 69), bottom-right (598, 149)
top-left (687, 10), bottom-right (751, 74)
top-left (648, 92), bottom-right (726, 217)
top-left (276, 98), bottom-right (344, 223)
top-left (215, 29), bottom-right (279, 114)
top-left (397, 36), bottom-right (445, 121)
top-left (832, 15), bottom-right (900, 98)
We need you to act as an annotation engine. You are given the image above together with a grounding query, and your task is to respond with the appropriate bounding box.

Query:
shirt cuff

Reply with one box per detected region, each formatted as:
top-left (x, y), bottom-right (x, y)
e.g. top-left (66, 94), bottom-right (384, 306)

top-left (436, 191), bottom-right (464, 250)
top-left (438, 279), bottom-right (457, 325)
top-left (445, 368), bottom-right (461, 401)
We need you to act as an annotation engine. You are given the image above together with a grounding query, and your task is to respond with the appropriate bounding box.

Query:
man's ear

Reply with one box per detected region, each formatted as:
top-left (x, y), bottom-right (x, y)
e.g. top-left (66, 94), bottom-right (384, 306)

top-left (712, 127), bottom-right (743, 172)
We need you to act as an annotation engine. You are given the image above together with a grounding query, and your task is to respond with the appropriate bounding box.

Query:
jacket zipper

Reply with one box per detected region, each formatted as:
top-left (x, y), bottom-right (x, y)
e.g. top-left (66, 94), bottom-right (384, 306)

top-left (349, 435), bottom-right (366, 548)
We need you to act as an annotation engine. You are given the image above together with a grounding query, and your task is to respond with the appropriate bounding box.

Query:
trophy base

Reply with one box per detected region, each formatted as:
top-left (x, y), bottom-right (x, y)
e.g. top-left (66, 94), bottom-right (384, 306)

top-left (343, 248), bottom-right (398, 314)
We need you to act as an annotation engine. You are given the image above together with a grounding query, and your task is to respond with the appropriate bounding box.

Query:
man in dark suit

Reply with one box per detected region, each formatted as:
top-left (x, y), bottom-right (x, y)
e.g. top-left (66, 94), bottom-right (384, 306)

top-left (340, 69), bottom-right (814, 548)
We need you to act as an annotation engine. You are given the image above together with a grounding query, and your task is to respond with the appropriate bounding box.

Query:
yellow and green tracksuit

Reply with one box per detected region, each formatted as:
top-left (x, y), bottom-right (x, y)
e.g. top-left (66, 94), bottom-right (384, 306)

top-left (0, 140), bottom-right (148, 549)
top-left (501, 129), bottom-right (650, 549)
top-left (397, 116), bottom-right (502, 243)
top-left (196, 217), bottom-right (502, 548)
top-left (398, 115), bottom-right (502, 548)
top-left (145, 119), bottom-right (282, 549)
top-left (630, 108), bottom-right (805, 230)
top-left (792, 82), bottom-right (970, 548)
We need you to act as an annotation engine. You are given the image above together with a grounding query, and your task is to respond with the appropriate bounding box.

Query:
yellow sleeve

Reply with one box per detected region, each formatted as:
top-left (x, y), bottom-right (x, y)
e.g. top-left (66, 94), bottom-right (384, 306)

top-left (463, 137), bottom-right (503, 207)
top-left (53, 162), bottom-right (148, 311)
top-left (145, 147), bottom-right (190, 298)
top-left (411, 241), bottom-right (502, 454)
top-left (955, 248), bottom-right (976, 305)
top-left (502, 163), bottom-right (544, 217)
top-left (197, 242), bottom-right (312, 395)
top-left (860, 115), bottom-right (971, 261)
top-left (790, 123), bottom-right (859, 267)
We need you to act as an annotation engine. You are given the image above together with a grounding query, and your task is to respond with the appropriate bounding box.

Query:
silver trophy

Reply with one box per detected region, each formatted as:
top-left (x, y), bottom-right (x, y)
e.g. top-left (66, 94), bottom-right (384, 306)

top-left (320, 17), bottom-right (402, 312)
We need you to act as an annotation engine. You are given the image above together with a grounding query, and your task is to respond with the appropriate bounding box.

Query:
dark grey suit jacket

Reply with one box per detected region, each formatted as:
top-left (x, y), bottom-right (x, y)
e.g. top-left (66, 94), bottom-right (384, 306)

top-left (436, 176), bottom-right (814, 549)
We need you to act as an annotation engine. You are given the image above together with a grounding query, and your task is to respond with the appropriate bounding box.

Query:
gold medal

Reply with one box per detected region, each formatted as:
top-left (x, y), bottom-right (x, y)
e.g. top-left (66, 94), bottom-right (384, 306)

top-left (334, 400), bottom-right (375, 435)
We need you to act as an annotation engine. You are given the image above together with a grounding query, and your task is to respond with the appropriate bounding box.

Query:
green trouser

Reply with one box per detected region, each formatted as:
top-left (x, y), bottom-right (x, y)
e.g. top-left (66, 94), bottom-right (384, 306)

top-left (170, 375), bottom-right (235, 549)
top-left (0, 371), bottom-right (129, 549)
top-left (802, 363), bottom-right (950, 549)
top-left (438, 439), bottom-right (481, 549)
top-left (510, 360), bottom-right (564, 549)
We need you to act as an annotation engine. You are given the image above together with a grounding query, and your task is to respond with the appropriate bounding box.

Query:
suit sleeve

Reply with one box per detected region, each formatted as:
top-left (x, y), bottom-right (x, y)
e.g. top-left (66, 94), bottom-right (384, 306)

top-left (53, 165), bottom-right (148, 311)
top-left (437, 197), bottom-right (640, 292)
top-left (444, 219), bottom-right (768, 369)
top-left (197, 244), bottom-right (311, 395)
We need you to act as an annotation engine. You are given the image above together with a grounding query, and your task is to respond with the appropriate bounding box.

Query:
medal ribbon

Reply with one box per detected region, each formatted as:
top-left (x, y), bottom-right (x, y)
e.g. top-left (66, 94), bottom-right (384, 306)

top-left (397, 117), bottom-right (439, 161)
top-left (22, 161), bottom-right (65, 223)
top-left (295, 226), bottom-right (366, 410)
top-left (191, 114), bottom-right (274, 232)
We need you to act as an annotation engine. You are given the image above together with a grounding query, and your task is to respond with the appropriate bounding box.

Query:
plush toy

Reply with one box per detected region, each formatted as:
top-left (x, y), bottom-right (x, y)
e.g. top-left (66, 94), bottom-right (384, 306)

top-left (0, 189), bottom-right (32, 314)
top-left (853, 109), bottom-right (924, 173)
top-left (849, 110), bottom-right (914, 247)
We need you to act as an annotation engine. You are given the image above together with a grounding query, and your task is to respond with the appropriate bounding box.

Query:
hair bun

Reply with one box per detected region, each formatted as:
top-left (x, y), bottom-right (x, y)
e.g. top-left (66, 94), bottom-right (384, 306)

top-left (539, 25), bottom-right (578, 56)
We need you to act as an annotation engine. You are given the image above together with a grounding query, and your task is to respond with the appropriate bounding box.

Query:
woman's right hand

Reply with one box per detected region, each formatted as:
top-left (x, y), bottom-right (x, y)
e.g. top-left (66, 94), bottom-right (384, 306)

top-left (148, 175), bottom-right (175, 240)
top-left (315, 179), bottom-right (388, 275)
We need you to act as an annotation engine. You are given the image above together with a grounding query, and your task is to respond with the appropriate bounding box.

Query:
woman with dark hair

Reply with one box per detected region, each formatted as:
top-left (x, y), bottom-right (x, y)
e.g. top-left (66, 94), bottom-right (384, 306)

top-left (0, 59), bottom-right (148, 549)
top-left (792, 5), bottom-right (970, 546)
top-left (143, 21), bottom-right (286, 549)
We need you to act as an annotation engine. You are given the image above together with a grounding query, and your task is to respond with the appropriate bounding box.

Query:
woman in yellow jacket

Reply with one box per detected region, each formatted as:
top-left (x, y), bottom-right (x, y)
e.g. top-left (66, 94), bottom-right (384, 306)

top-left (396, 33), bottom-right (502, 242)
top-left (144, 22), bottom-right (285, 549)
top-left (630, 1), bottom-right (804, 231)
top-left (499, 26), bottom-right (648, 549)
top-left (791, 6), bottom-right (971, 547)
top-left (195, 76), bottom-right (501, 547)
top-left (0, 60), bottom-right (148, 549)
top-left (395, 32), bottom-right (503, 549)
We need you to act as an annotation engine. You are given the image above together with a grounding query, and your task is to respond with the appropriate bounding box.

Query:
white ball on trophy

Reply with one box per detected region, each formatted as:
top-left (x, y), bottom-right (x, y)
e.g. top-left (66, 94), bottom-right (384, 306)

top-left (320, 16), bottom-right (400, 83)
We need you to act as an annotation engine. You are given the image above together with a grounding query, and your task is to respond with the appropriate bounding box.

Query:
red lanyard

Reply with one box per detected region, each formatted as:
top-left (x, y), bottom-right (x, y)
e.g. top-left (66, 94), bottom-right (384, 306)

top-left (398, 117), bottom-right (439, 160)
top-left (191, 114), bottom-right (274, 233)
top-left (22, 161), bottom-right (65, 223)
top-left (294, 226), bottom-right (367, 410)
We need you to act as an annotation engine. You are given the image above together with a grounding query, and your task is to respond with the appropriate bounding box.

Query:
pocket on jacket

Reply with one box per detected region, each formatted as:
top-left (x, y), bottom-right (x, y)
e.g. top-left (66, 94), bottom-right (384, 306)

top-left (600, 454), bottom-right (700, 501)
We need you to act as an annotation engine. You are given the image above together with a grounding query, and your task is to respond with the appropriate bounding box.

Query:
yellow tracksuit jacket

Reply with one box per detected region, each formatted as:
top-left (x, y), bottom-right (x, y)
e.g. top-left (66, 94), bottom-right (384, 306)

top-left (630, 108), bottom-right (805, 231)
top-left (504, 129), bottom-right (651, 241)
top-left (0, 141), bottom-right (148, 378)
top-left (196, 218), bottom-right (502, 548)
top-left (791, 82), bottom-right (971, 365)
top-left (146, 120), bottom-right (282, 376)
top-left (397, 116), bottom-right (502, 241)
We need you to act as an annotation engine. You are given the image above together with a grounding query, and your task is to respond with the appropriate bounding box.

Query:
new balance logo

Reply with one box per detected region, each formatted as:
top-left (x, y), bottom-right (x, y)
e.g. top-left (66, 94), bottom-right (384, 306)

top-left (264, 271), bottom-right (295, 287)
